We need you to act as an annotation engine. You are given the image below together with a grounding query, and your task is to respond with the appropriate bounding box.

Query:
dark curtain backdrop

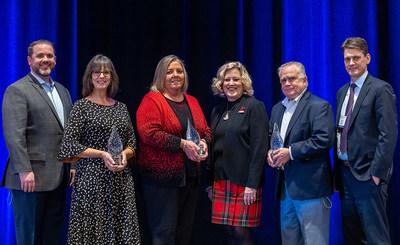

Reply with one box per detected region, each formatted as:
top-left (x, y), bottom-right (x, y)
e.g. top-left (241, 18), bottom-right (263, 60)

top-left (1, 0), bottom-right (399, 244)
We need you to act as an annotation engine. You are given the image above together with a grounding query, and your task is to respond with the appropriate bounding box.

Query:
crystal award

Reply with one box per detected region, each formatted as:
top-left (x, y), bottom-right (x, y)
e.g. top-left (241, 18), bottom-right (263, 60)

top-left (107, 126), bottom-right (123, 165)
top-left (186, 119), bottom-right (204, 157)
top-left (270, 122), bottom-right (284, 166)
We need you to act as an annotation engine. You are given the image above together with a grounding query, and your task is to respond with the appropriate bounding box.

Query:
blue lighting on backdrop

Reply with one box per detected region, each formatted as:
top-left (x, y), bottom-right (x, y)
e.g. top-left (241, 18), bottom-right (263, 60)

top-left (0, 1), bottom-right (77, 244)
top-left (0, 0), bottom-right (399, 244)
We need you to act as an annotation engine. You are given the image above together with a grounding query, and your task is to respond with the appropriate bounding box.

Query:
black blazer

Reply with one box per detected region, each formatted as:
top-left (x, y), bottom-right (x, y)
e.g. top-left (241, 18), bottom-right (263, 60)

top-left (208, 95), bottom-right (269, 189)
top-left (269, 89), bottom-right (335, 200)
top-left (334, 74), bottom-right (398, 195)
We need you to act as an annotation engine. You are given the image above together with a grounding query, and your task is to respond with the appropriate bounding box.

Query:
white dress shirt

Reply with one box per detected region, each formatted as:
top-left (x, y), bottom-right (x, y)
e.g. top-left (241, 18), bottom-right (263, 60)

top-left (281, 88), bottom-right (307, 160)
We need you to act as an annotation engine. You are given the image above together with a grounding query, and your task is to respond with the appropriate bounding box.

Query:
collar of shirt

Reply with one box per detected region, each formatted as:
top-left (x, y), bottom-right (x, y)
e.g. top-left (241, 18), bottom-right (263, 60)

top-left (343, 70), bottom-right (368, 106)
top-left (349, 70), bottom-right (368, 91)
top-left (281, 87), bottom-right (307, 109)
top-left (30, 71), bottom-right (55, 87)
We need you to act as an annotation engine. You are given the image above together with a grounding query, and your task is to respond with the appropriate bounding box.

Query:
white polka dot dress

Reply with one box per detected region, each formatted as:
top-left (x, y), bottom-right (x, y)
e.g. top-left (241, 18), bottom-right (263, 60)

top-left (59, 99), bottom-right (141, 245)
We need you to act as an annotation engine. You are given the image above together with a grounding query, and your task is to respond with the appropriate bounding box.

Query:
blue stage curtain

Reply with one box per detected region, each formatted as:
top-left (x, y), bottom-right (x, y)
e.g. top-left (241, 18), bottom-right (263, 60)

top-left (0, 1), bottom-right (77, 244)
top-left (388, 0), bottom-right (400, 242)
top-left (280, 1), bottom-right (400, 244)
top-left (1, 0), bottom-right (399, 244)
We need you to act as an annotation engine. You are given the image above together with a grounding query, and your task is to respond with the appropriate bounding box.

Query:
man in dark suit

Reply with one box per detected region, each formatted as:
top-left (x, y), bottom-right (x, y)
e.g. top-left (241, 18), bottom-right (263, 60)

top-left (267, 61), bottom-right (334, 245)
top-left (1, 40), bottom-right (75, 244)
top-left (334, 37), bottom-right (397, 244)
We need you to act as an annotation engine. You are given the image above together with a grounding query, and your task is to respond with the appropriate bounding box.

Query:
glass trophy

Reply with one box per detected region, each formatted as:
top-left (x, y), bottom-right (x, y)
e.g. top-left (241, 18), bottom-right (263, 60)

top-left (107, 126), bottom-right (123, 165)
top-left (270, 122), bottom-right (284, 167)
top-left (186, 119), bottom-right (204, 157)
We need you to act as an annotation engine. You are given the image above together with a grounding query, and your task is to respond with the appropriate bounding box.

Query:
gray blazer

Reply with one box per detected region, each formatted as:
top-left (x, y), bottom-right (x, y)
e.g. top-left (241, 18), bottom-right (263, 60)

top-left (1, 73), bottom-right (73, 191)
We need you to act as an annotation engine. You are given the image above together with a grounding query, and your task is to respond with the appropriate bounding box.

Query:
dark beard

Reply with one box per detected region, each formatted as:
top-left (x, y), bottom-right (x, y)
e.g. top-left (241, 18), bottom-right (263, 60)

top-left (33, 68), bottom-right (52, 77)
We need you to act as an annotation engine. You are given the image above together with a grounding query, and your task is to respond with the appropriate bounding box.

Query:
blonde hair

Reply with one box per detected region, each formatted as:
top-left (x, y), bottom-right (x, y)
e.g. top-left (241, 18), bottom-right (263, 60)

top-left (149, 55), bottom-right (189, 93)
top-left (211, 61), bottom-right (254, 97)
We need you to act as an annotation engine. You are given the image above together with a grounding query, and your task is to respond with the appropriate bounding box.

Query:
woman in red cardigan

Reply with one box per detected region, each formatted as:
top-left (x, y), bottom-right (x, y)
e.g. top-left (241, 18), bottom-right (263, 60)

top-left (136, 55), bottom-right (211, 245)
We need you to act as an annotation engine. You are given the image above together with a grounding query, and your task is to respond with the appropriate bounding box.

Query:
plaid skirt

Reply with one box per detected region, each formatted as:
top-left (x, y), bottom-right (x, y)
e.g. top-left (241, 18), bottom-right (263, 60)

top-left (211, 179), bottom-right (262, 227)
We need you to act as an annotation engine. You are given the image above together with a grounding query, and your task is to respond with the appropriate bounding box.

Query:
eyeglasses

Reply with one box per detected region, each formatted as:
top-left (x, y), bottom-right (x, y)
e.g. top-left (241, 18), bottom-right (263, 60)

top-left (92, 71), bottom-right (111, 77)
top-left (280, 76), bottom-right (300, 84)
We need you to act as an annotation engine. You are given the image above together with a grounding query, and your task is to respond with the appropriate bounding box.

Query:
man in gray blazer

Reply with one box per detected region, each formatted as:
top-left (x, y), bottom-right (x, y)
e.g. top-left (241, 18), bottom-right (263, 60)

top-left (1, 40), bottom-right (75, 244)
top-left (334, 37), bottom-right (398, 244)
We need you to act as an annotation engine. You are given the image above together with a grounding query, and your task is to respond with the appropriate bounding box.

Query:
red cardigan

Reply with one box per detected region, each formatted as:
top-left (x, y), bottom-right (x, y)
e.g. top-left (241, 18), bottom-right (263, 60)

top-left (136, 92), bottom-right (211, 186)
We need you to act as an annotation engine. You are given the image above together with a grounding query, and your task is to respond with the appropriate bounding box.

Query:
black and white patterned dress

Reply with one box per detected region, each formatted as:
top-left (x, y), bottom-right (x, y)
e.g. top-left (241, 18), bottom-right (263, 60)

top-left (59, 98), bottom-right (141, 245)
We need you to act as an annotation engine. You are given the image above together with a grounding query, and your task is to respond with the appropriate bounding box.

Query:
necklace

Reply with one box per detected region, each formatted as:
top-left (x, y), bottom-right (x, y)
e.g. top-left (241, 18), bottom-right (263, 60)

top-left (223, 102), bottom-right (237, 120)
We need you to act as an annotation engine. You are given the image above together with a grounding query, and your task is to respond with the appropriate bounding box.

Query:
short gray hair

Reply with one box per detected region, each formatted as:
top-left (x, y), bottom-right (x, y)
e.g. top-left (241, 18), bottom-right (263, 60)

top-left (277, 61), bottom-right (306, 78)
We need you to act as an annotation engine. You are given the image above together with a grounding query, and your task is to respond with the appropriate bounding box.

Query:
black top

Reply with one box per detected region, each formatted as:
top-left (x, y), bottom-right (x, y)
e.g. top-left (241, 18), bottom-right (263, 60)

top-left (209, 95), bottom-right (269, 188)
top-left (165, 96), bottom-right (197, 178)
top-left (213, 97), bottom-right (243, 180)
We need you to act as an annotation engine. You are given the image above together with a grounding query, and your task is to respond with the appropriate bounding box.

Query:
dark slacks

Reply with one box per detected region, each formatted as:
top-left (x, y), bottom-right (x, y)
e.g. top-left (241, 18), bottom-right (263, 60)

top-left (142, 177), bottom-right (199, 245)
top-left (11, 184), bottom-right (66, 245)
top-left (340, 165), bottom-right (390, 245)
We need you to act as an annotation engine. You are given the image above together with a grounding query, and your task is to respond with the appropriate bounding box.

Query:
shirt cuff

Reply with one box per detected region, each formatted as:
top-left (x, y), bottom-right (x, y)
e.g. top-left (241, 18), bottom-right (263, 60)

top-left (289, 146), bottom-right (294, 160)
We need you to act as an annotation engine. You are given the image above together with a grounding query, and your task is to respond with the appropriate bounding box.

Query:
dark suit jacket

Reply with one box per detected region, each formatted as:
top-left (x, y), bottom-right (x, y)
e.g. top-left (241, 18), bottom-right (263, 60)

top-left (208, 95), bottom-right (269, 189)
top-left (269, 89), bottom-right (334, 200)
top-left (1, 73), bottom-right (73, 191)
top-left (334, 74), bottom-right (398, 195)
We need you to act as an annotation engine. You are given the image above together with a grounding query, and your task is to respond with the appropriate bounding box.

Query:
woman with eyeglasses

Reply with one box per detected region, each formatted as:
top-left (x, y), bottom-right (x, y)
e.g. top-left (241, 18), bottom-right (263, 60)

top-left (207, 61), bottom-right (269, 244)
top-left (58, 55), bottom-right (141, 244)
top-left (136, 55), bottom-right (211, 244)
